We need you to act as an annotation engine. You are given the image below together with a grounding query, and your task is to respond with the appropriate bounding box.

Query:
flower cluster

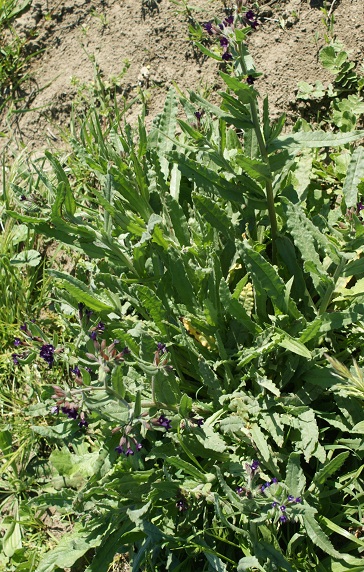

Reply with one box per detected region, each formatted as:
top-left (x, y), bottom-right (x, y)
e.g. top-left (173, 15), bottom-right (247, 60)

top-left (115, 436), bottom-right (143, 456)
top-left (260, 477), bottom-right (278, 492)
top-left (271, 495), bottom-right (302, 523)
top-left (39, 344), bottom-right (55, 367)
top-left (51, 399), bottom-right (89, 428)
top-left (85, 339), bottom-right (130, 371)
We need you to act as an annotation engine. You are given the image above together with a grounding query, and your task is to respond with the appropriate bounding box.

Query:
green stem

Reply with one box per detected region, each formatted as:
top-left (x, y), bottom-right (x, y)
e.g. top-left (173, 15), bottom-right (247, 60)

top-left (237, 44), bottom-right (278, 263)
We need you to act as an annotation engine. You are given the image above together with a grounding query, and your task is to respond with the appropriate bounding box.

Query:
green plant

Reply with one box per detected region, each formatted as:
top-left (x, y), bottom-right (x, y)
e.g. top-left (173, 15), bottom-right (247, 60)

top-left (4, 4), bottom-right (364, 572)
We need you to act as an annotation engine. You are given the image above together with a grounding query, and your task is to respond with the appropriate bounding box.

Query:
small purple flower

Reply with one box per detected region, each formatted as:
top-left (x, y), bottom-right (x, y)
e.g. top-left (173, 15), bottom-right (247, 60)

top-left (195, 111), bottom-right (203, 121)
top-left (20, 195), bottom-right (27, 201)
top-left (61, 406), bottom-right (78, 420)
top-left (236, 486), bottom-right (244, 495)
top-left (51, 406), bottom-right (59, 415)
top-left (20, 324), bottom-right (27, 331)
top-left (14, 338), bottom-right (22, 346)
top-left (280, 514), bottom-right (288, 523)
top-left (265, 481), bottom-right (271, 488)
top-left (220, 36), bottom-right (229, 47)
top-left (136, 443), bottom-right (143, 451)
top-left (89, 331), bottom-right (97, 341)
top-left (115, 445), bottom-right (124, 454)
top-left (295, 497), bottom-right (302, 504)
top-left (176, 498), bottom-right (188, 512)
top-left (196, 418), bottom-right (204, 427)
top-left (97, 322), bottom-right (105, 331)
top-left (245, 10), bottom-right (256, 21)
top-left (246, 75), bottom-right (255, 85)
top-left (271, 477), bottom-right (278, 484)
top-left (71, 366), bottom-right (81, 376)
top-left (280, 505), bottom-right (286, 512)
top-left (272, 501), bottom-right (278, 508)
top-left (222, 52), bottom-right (233, 61)
top-left (12, 353), bottom-right (20, 365)
top-left (125, 447), bottom-right (134, 456)
top-left (223, 15), bottom-right (234, 26)
top-left (203, 21), bottom-right (213, 35)
top-left (40, 344), bottom-right (55, 367)
top-left (78, 418), bottom-right (88, 428)
top-left (287, 495), bottom-right (294, 502)
top-left (158, 414), bottom-right (172, 430)
top-left (157, 342), bottom-right (167, 354)
top-left (251, 460), bottom-right (260, 472)
top-left (122, 346), bottom-right (131, 355)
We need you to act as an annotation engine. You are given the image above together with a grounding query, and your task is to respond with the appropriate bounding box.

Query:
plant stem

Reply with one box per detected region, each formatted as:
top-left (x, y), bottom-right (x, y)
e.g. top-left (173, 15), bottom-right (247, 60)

top-left (237, 44), bottom-right (278, 263)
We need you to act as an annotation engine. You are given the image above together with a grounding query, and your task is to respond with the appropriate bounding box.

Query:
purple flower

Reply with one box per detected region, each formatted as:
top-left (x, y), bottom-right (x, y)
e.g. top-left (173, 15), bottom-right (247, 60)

top-left (223, 15), bottom-right (234, 26)
top-left (40, 344), bottom-right (55, 367)
top-left (115, 445), bottom-right (124, 454)
top-left (122, 346), bottom-right (131, 355)
top-left (251, 460), bottom-right (260, 472)
top-left (157, 342), bottom-right (167, 354)
top-left (20, 324), bottom-right (27, 331)
top-left (246, 75), bottom-right (255, 85)
top-left (245, 10), bottom-right (256, 21)
top-left (158, 414), bottom-right (172, 430)
top-left (220, 36), bottom-right (229, 47)
top-left (14, 338), bottom-right (22, 346)
top-left (89, 331), bottom-right (97, 341)
top-left (136, 443), bottom-right (143, 451)
top-left (97, 322), bottom-right (105, 331)
top-left (272, 501), bottom-right (278, 508)
top-left (71, 366), bottom-right (81, 376)
top-left (280, 514), bottom-right (288, 523)
top-left (125, 447), bottom-right (134, 456)
top-left (222, 52), bottom-right (233, 61)
top-left (196, 418), bottom-right (204, 427)
top-left (194, 111), bottom-right (203, 121)
top-left (203, 21), bottom-right (213, 35)
top-left (51, 406), bottom-right (59, 415)
top-left (61, 405), bottom-right (78, 420)
top-left (176, 498), bottom-right (188, 512)
top-left (271, 477), bottom-right (278, 484)
top-left (287, 495), bottom-right (294, 502)
top-left (12, 353), bottom-right (20, 365)
top-left (236, 486), bottom-right (244, 495)
top-left (280, 505), bottom-right (286, 512)
top-left (78, 418), bottom-right (88, 428)
top-left (295, 497), bottom-right (302, 504)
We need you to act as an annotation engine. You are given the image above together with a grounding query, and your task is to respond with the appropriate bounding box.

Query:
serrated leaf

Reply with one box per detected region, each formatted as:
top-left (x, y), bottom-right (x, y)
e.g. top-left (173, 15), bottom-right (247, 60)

top-left (193, 193), bottom-right (234, 239)
top-left (303, 509), bottom-right (342, 559)
top-left (342, 147), bottom-right (364, 208)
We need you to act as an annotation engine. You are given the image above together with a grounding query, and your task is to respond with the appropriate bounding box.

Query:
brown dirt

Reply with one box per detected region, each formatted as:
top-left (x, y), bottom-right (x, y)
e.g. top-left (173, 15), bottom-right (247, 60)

top-left (1, 0), bottom-right (363, 158)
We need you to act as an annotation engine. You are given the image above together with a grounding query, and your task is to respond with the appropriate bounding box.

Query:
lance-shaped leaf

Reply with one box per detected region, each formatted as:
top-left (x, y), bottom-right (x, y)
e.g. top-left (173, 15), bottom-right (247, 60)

top-left (268, 129), bottom-right (363, 152)
top-left (238, 240), bottom-right (300, 318)
top-left (342, 147), bottom-right (364, 208)
top-left (47, 270), bottom-right (114, 312)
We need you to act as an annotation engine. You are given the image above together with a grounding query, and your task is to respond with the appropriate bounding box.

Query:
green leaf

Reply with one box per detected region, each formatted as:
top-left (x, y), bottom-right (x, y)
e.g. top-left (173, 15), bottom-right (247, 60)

top-left (194, 41), bottom-right (223, 61)
top-left (166, 456), bottom-right (207, 482)
top-left (238, 240), bottom-right (300, 318)
top-left (285, 453), bottom-right (306, 497)
top-left (47, 270), bottom-right (114, 312)
top-left (10, 249), bottom-right (41, 267)
top-left (269, 130), bottom-right (363, 152)
top-left (303, 509), bottom-right (342, 559)
top-left (342, 147), bottom-right (364, 208)
top-left (193, 193), bottom-right (234, 239)
top-left (313, 452), bottom-right (350, 486)
top-left (237, 556), bottom-right (264, 572)
top-left (276, 332), bottom-right (311, 359)
top-left (250, 424), bottom-right (271, 463)
top-left (35, 523), bottom-right (104, 572)
top-left (179, 394), bottom-right (193, 418)
top-left (220, 72), bottom-right (256, 103)
top-left (45, 151), bottom-right (76, 216)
